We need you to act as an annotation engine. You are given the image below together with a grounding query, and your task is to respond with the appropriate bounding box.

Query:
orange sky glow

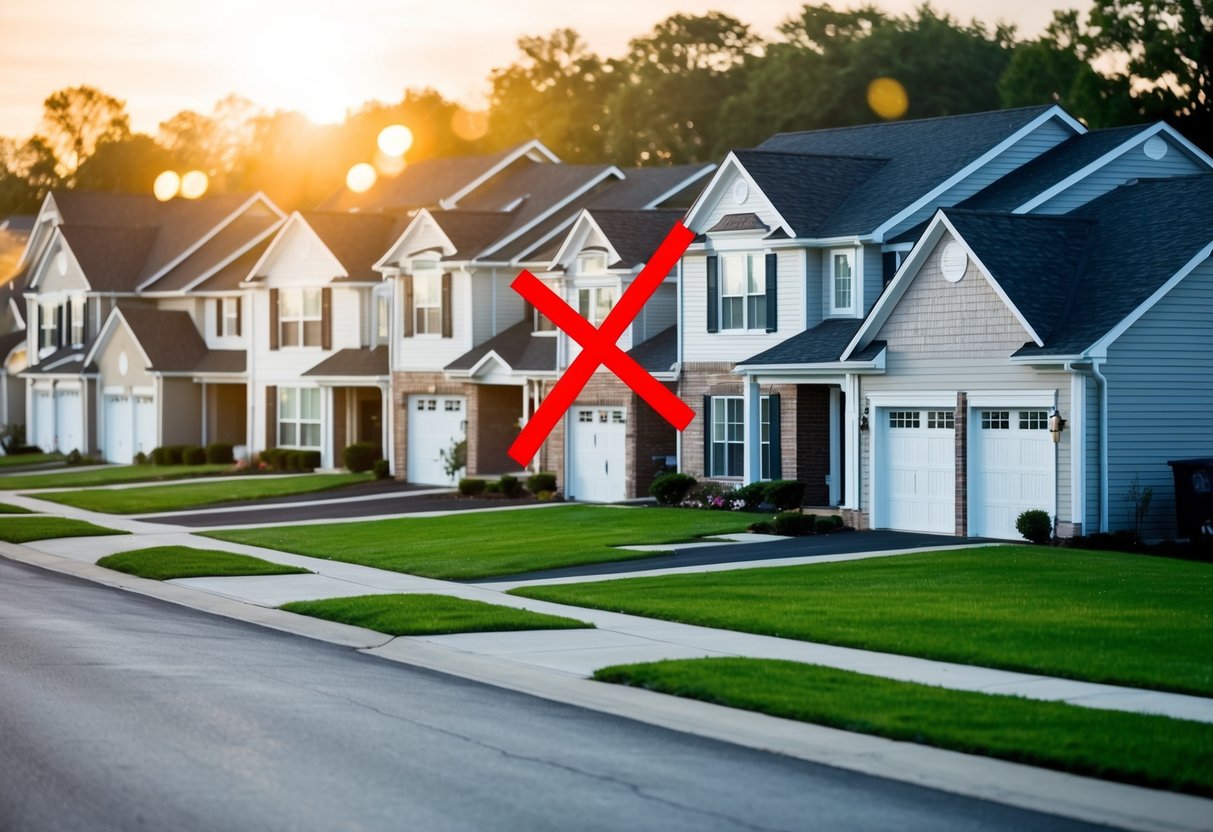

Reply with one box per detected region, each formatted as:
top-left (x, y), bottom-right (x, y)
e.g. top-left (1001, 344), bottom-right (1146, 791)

top-left (0, 0), bottom-right (1088, 138)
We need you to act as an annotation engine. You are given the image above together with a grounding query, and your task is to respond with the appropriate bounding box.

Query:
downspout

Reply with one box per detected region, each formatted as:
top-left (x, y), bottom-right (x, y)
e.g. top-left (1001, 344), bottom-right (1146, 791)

top-left (247, 289), bottom-right (256, 458)
top-left (1091, 359), bottom-right (1109, 533)
top-left (675, 256), bottom-right (683, 474)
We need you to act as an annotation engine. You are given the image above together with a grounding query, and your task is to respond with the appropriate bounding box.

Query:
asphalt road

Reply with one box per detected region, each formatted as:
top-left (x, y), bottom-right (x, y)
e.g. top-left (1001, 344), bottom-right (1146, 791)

top-left (0, 558), bottom-right (1104, 832)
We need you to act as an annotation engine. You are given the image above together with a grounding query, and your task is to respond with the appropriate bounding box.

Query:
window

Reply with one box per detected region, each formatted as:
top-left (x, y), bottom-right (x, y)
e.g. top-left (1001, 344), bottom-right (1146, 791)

top-left (578, 410), bottom-right (593, 423)
top-left (982, 411), bottom-right (1010, 430)
top-left (39, 302), bottom-right (57, 351)
top-left (830, 250), bottom-right (855, 313)
top-left (279, 289), bottom-right (322, 347)
top-left (278, 388), bottom-right (321, 448)
top-left (889, 410), bottom-right (920, 429)
top-left (927, 411), bottom-right (954, 429)
top-left (533, 307), bottom-right (556, 332)
top-left (576, 251), bottom-right (609, 274)
top-left (577, 287), bottom-right (617, 327)
top-left (220, 297), bottom-right (239, 338)
top-left (1019, 410), bottom-right (1048, 430)
top-left (709, 396), bottom-right (772, 478)
top-left (376, 293), bottom-right (390, 343)
top-left (413, 272), bottom-right (441, 334)
top-left (70, 296), bottom-right (85, 346)
top-left (720, 253), bottom-right (765, 330)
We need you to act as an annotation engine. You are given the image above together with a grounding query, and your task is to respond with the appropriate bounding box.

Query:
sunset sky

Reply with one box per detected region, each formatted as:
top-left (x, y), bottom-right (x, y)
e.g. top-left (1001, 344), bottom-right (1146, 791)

top-left (0, 0), bottom-right (1087, 139)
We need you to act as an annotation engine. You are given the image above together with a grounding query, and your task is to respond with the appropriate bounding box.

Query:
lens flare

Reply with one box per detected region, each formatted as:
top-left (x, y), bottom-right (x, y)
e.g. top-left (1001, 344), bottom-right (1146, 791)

top-left (867, 78), bottom-right (909, 120)
top-left (180, 170), bottom-right (209, 199)
top-left (153, 170), bottom-right (181, 201)
top-left (374, 151), bottom-right (407, 177)
top-left (346, 162), bottom-right (377, 193)
top-left (451, 109), bottom-right (489, 142)
top-left (377, 124), bottom-right (414, 157)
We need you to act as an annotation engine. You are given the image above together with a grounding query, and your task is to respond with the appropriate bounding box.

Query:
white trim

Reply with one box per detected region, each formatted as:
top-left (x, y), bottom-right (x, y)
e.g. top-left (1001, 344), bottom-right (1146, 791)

top-left (245, 213), bottom-right (348, 285)
top-left (29, 228), bottom-right (91, 291)
top-left (866, 392), bottom-right (956, 408)
top-left (828, 248), bottom-right (857, 315)
top-left (843, 374), bottom-right (859, 509)
top-left (54, 380), bottom-right (82, 391)
top-left (1016, 122), bottom-right (1213, 213)
top-left (1068, 369), bottom-right (1086, 533)
top-left (175, 215), bottom-right (285, 293)
top-left (871, 105), bottom-right (1084, 241)
top-left (373, 209), bottom-right (458, 272)
top-left (82, 307), bottom-right (153, 370)
top-left (966, 391), bottom-right (1056, 408)
top-left (548, 211), bottom-right (622, 271)
top-left (102, 385), bottom-right (124, 396)
top-left (683, 153), bottom-right (796, 238)
top-left (440, 140), bottom-right (561, 209)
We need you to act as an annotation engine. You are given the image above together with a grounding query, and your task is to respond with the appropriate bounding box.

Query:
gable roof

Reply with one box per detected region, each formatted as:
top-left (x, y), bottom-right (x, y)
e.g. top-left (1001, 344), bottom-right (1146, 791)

top-left (57, 225), bottom-right (159, 291)
top-left (115, 306), bottom-right (211, 371)
top-left (194, 237), bottom-right (273, 292)
top-left (142, 210), bottom-right (282, 292)
top-left (303, 346), bottom-right (388, 377)
top-left (444, 319), bottom-right (556, 375)
top-left (585, 209), bottom-right (685, 268)
top-left (627, 325), bottom-right (678, 374)
top-left (738, 318), bottom-right (867, 367)
top-left (300, 211), bottom-right (409, 282)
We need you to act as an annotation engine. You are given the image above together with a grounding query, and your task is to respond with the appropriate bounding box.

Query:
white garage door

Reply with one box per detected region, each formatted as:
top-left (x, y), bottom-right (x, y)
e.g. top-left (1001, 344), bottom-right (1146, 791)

top-left (970, 409), bottom-right (1054, 540)
top-left (134, 396), bottom-right (156, 457)
top-left (407, 395), bottom-right (466, 485)
top-left (104, 394), bottom-right (133, 463)
top-left (568, 407), bottom-right (627, 503)
top-left (54, 389), bottom-right (83, 454)
top-left (31, 390), bottom-right (52, 451)
top-left (878, 408), bottom-right (955, 534)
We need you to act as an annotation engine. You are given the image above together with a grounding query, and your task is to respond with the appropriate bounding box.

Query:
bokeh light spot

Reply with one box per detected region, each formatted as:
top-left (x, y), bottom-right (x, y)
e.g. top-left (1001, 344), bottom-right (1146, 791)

top-left (451, 109), bottom-right (489, 142)
top-left (377, 124), bottom-right (414, 157)
top-left (180, 170), bottom-right (209, 200)
top-left (867, 77), bottom-right (909, 120)
top-left (153, 170), bottom-right (181, 202)
top-left (374, 151), bottom-right (407, 177)
top-left (346, 162), bottom-right (377, 193)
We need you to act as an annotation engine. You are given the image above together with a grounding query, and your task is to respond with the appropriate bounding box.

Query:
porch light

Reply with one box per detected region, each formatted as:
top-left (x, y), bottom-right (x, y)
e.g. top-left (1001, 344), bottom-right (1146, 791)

top-left (1049, 409), bottom-right (1067, 443)
top-left (860, 405), bottom-right (870, 432)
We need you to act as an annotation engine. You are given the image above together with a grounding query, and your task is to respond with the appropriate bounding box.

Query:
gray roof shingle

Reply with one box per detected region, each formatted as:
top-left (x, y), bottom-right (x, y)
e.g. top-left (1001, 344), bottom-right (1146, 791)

top-left (445, 320), bottom-right (556, 373)
top-left (303, 346), bottom-right (389, 377)
top-left (627, 325), bottom-right (677, 373)
top-left (739, 318), bottom-right (865, 365)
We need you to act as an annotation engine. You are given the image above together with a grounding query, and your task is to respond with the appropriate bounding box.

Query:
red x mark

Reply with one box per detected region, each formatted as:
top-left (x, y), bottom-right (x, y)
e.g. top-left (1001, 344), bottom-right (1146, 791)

top-left (508, 221), bottom-right (696, 466)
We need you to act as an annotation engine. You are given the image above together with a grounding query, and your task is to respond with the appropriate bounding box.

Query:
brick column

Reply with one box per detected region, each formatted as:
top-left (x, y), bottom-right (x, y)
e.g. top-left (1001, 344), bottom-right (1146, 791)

top-left (955, 391), bottom-right (968, 536)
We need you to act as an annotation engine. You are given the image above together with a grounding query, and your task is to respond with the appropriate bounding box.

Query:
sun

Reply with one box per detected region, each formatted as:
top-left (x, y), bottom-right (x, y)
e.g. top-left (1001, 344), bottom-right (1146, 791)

top-left (241, 18), bottom-right (358, 125)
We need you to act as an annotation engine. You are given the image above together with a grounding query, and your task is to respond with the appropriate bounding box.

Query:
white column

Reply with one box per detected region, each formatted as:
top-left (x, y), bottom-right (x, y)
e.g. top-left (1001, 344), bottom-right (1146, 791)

top-left (843, 374), bottom-right (860, 509)
top-left (321, 387), bottom-right (334, 469)
top-left (1069, 371), bottom-right (1086, 533)
top-left (743, 376), bottom-right (761, 484)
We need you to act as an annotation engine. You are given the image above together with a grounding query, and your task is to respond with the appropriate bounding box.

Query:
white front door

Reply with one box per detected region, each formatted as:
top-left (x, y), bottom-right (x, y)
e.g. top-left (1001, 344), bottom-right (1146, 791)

top-left (970, 409), bottom-right (1055, 540)
top-left (54, 389), bottom-right (83, 454)
top-left (407, 395), bottom-right (466, 485)
top-left (104, 394), bottom-right (133, 463)
top-left (31, 390), bottom-right (52, 451)
top-left (134, 396), bottom-right (156, 457)
top-left (568, 407), bottom-right (627, 503)
top-left (877, 408), bottom-right (955, 534)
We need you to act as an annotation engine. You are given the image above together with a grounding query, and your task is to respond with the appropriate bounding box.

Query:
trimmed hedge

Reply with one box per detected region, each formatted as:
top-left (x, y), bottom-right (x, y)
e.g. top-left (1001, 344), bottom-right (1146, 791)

top-left (765, 480), bottom-right (807, 511)
top-left (182, 445), bottom-right (206, 466)
top-left (498, 474), bottom-right (524, 498)
top-left (650, 472), bottom-right (696, 506)
top-left (373, 459), bottom-right (390, 480)
top-left (343, 442), bottom-right (382, 473)
top-left (773, 512), bottom-right (816, 536)
top-left (205, 443), bottom-right (234, 465)
top-left (527, 471), bottom-right (557, 495)
top-left (459, 478), bottom-right (487, 497)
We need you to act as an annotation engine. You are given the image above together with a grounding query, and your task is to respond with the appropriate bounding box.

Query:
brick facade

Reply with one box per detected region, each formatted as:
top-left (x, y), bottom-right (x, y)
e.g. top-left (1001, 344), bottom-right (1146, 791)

top-left (390, 371), bottom-right (469, 482)
top-left (469, 384), bottom-right (523, 475)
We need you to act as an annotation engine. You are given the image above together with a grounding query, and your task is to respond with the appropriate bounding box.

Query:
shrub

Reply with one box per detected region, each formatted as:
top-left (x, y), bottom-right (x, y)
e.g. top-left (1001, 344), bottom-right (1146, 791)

top-left (649, 472), bottom-right (696, 506)
top-left (748, 520), bottom-right (775, 534)
top-left (151, 446), bottom-right (166, 465)
top-left (527, 471), bottom-right (557, 495)
top-left (485, 480), bottom-right (501, 494)
top-left (774, 512), bottom-right (816, 536)
top-left (535, 490), bottom-right (555, 502)
top-left (684, 481), bottom-right (744, 511)
top-left (815, 514), bottom-right (845, 533)
top-left (263, 448), bottom-right (289, 470)
top-left (66, 449), bottom-right (83, 465)
top-left (182, 445), bottom-right (206, 465)
top-left (205, 443), bottom-right (234, 465)
top-left (288, 451), bottom-right (320, 473)
top-left (733, 482), bottom-right (768, 511)
top-left (498, 474), bottom-right (524, 498)
top-left (765, 480), bottom-right (807, 511)
top-left (343, 442), bottom-right (382, 473)
top-left (162, 445), bottom-right (186, 465)
top-left (1015, 509), bottom-right (1052, 545)
top-left (134, 451), bottom-right (148, 466)
top-left (459, 478), bottom-right (487, 497)
top-left (372, 459), bottom-right (390, 480)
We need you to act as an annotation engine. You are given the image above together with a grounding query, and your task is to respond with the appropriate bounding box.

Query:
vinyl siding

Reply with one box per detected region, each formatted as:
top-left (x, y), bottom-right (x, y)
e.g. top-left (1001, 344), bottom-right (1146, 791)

top-left (804, 248), bottom-right (822, 327)
top-left (883, 118), bottom-right (1075, 239)
top-left (697, 166), bottom-right (787, 234)
top-left (1084, 375), bottom-right (1100, 533)
top-left (1102, 258), bottom-right (1213, 539)
top-left (393, 270), bottom-right (473, 372)
top-left (862, 244), bottom-right (883, 315)
top-left (1032, 137), bottom-right (1208, 215)
top-left (467, 266), bottom-right (522, 345)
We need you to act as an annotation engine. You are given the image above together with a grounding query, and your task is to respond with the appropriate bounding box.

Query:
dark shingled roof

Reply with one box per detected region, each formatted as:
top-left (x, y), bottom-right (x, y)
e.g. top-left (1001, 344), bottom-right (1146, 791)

top-left (192, 351), bottom-right (246, 374)
top-left (145, 210), bottom-right (281, 292)
top-left (193, 238), bottom-right (271, 292)
top-left (706, 213), bottom-right (769, 234)
top-left (58, 225), bottom-right (158, 291)
top-left (959, 125), bottom-right (1152, 212)
top-left (739, 319), bottom-right (865, 366)
top-left (118, 307), bottom-right (210, 371)
top-left (300, 212), bottom-right (408, 282)
top-left (583, 164), bottom-right (714, 209)
top-left (588, 209), bottom-right (685, 268)
top-left (22, 346), bottom-right (87, 375)
top-left (445, 320), bottom-right (556, 373)
top-left (430, 211), bottom-right (518, 259)
top-left (0, 329), bottom-right (26, 361)
top-left (732, 150), bottom-right (887, 237)
top-left (759, 106), bottom-right (1055, 236)
top-left (627, 325), bottom-right (677, 373)
top-left (303, 346), bottom-right (389, 377)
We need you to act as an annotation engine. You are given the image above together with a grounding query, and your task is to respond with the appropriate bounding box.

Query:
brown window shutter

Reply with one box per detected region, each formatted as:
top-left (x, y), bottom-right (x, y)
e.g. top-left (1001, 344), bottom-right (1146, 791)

top-left (441, 272), bottom-right (452, 338)
top-left (402, 275), bottom-right (414, 338)
top-left (321, 287), bottom-right (332, 351)
top-left (214, 298), bottom-right (222, 336)
top-left (268, 288), bottom-right (279, 350)
top-left (265, 386), bottom-right (277, 449)
top-left (235, 297), bottom-right (242, 337)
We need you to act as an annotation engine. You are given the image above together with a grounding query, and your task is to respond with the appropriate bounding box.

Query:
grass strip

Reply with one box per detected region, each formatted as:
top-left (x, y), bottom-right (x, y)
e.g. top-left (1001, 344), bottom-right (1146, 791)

top-left (0, 453), bottom-right (64, 468)
top-left (280, 593), bottom-right (591, 636)
top-left (595, 658), bottom-right (1213, 797)
top-left (0, 516), bottom-right (127, 542)
top-left (31, 473), bottom-right (372, 514)
top-left (513, 546), bottom-right (1213, 697)
top-left (97, 546), bottom-right (310, 580)
top-left (205, 505), bottom-right (756, 580)
top-left (0, 464), bottom-right (230, 490)
top-left (0, 502), bottom-right (33, 514)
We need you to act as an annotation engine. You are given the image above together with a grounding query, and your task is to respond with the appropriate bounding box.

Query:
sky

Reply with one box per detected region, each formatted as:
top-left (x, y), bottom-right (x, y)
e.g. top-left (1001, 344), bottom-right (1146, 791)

top-left (0, 0), bottom-right (1088, 139)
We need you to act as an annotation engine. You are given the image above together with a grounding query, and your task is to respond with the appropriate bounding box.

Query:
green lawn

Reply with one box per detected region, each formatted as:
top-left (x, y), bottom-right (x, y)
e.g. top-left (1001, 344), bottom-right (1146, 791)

top-left (514, 546), bottom-right (1213, 697)
top-left (0, 464), bottom-right (230, 490)
top-left (97, 546), bottom-right (310, 580)
top-left (280, 593), bottom-right (591, 636)
top-left (596, 658), bottom-right (1213, 797)
top-left (206, 505), bottom-right (757, 580)
top-left (0, 453), bottom-right (63, 468)
top-left (33, 472), bottom-right (372, 514)
top-left (0, 517), bottom-right (127, 543)
top-left (0, 502), bottom-right (33, 514)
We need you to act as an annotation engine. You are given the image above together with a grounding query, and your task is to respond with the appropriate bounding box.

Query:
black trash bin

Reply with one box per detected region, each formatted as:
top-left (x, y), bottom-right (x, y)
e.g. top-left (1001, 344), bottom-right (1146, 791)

top-left (1167, 458), bottom-right (1213, 541)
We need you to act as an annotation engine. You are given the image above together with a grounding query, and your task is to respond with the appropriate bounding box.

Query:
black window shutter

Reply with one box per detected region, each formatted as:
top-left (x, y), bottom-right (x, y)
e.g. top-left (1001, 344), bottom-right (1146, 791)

top-left (268, 288), bottom-right (280, 350)
top-left (402, 275), bottom-right (414, 338)
top-left (703, 395), bottom-right (712, 475)
top-left (57, 304), bottom-right (65, 348)
top-left (235, 297), bottom-right (242, 337)
top-left (765, 253), bottom-right (777, 333)
top-left (441, 272), bottom-right (452, 338)
top-left (706, 256), bottom-right (719, 333)
top-left (768, 392), bottom-right (782, 480)
top-left (214, 298), bottom-right (222, 336)
top-left (321, 287), bottom-right (332, 351)
top-left (265, 386), bottom-right (277, 449)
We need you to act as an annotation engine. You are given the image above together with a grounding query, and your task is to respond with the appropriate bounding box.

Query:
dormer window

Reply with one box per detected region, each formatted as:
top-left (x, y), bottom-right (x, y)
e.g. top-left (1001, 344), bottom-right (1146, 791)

top-left (39, 302), bottom-right (58, 352)
top-left (830, 250), bottom-right (855, 315)
top-left (578, 287), bottom-right (617, 327)
top-left (376, 292), bottom-right (390, 344)
top-left (721, 253), bottom-right (765, 330)
top-left (279, 288), bottom-right (323, 347)
top-left (402, 261), bottom-right (451, 339)
top-left (576, 251), bottom-right (609, 275)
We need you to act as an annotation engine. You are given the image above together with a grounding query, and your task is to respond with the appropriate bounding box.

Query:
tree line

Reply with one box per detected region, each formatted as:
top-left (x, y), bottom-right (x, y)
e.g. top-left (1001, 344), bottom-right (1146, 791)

top-left (0, 0), bottom-right (1207, 217)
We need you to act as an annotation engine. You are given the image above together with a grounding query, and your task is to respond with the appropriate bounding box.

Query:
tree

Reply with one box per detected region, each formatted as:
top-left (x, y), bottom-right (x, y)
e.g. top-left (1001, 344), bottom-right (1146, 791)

top-left (73, 133), bottom-right (173, 193)
top-left (40, 85), bottom-right (130, 180)
top-left (0, 136), bottom-right (60, 216)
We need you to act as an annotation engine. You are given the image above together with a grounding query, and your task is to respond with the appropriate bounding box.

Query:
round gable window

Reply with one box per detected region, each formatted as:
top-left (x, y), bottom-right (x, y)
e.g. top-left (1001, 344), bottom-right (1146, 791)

top-left (1142, 136), bottom-right (1168, 160)
top-left (731, 178), bottom-right (749, 204)
top-left (118, 351), bottom-right (129, 377)
top-left (940, 242), bottom-right (967, 283)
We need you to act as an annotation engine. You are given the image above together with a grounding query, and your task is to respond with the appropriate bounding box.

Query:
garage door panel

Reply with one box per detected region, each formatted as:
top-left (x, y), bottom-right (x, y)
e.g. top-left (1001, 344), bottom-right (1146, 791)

top-left (407, 395), bottom-right (466, 486)
top-left (568, 407), bottom-right (626, 503)
top-left (54, 391), bottom-right (82, 454)
top-left (971, 409), bottom-right (1054, 540)
top-left (878, 408), bottom-right (954, 534)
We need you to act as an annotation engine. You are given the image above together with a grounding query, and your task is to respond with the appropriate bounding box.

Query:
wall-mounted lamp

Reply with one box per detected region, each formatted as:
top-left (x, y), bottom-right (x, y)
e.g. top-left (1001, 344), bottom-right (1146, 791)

top-left (1049, 409), bottom-right (1067, 444)
top-left (859, 405), bottom-right (870, 432)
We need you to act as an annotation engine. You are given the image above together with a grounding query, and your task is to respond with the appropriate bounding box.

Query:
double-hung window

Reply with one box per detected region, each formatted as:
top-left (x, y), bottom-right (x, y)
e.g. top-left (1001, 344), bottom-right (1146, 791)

top-left (279, 289), bottom-right (322, 347)
top-left (830, 250), bottom-right (855, 314)
top-left (70, 296), bottom-right (85, 347)
top-left (720, 253), bottom-right (765, 330)
top-left (577, 287), bottom-right (616, 327)
top-left (220, 297), bottom-right (240, 337)
top-left (278, 387), bottom-right (321, 448)
top-left (374, 291), bottom-right (390, 345)
top-left (413, 270), bottom-right (442, 335)
top-left (39, 302), bottom-right (57, 351)
top-left (709, 395), bottom-right (775, 478)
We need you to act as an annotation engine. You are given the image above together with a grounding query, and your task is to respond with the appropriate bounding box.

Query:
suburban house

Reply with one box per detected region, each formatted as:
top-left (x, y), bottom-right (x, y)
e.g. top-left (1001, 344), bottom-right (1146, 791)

top-left (0, 216), bottom-right (32, 430)
top-left (377, 160), bottom-right (712, 486)
top-left (19, 190), bottom-right (284, 460)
